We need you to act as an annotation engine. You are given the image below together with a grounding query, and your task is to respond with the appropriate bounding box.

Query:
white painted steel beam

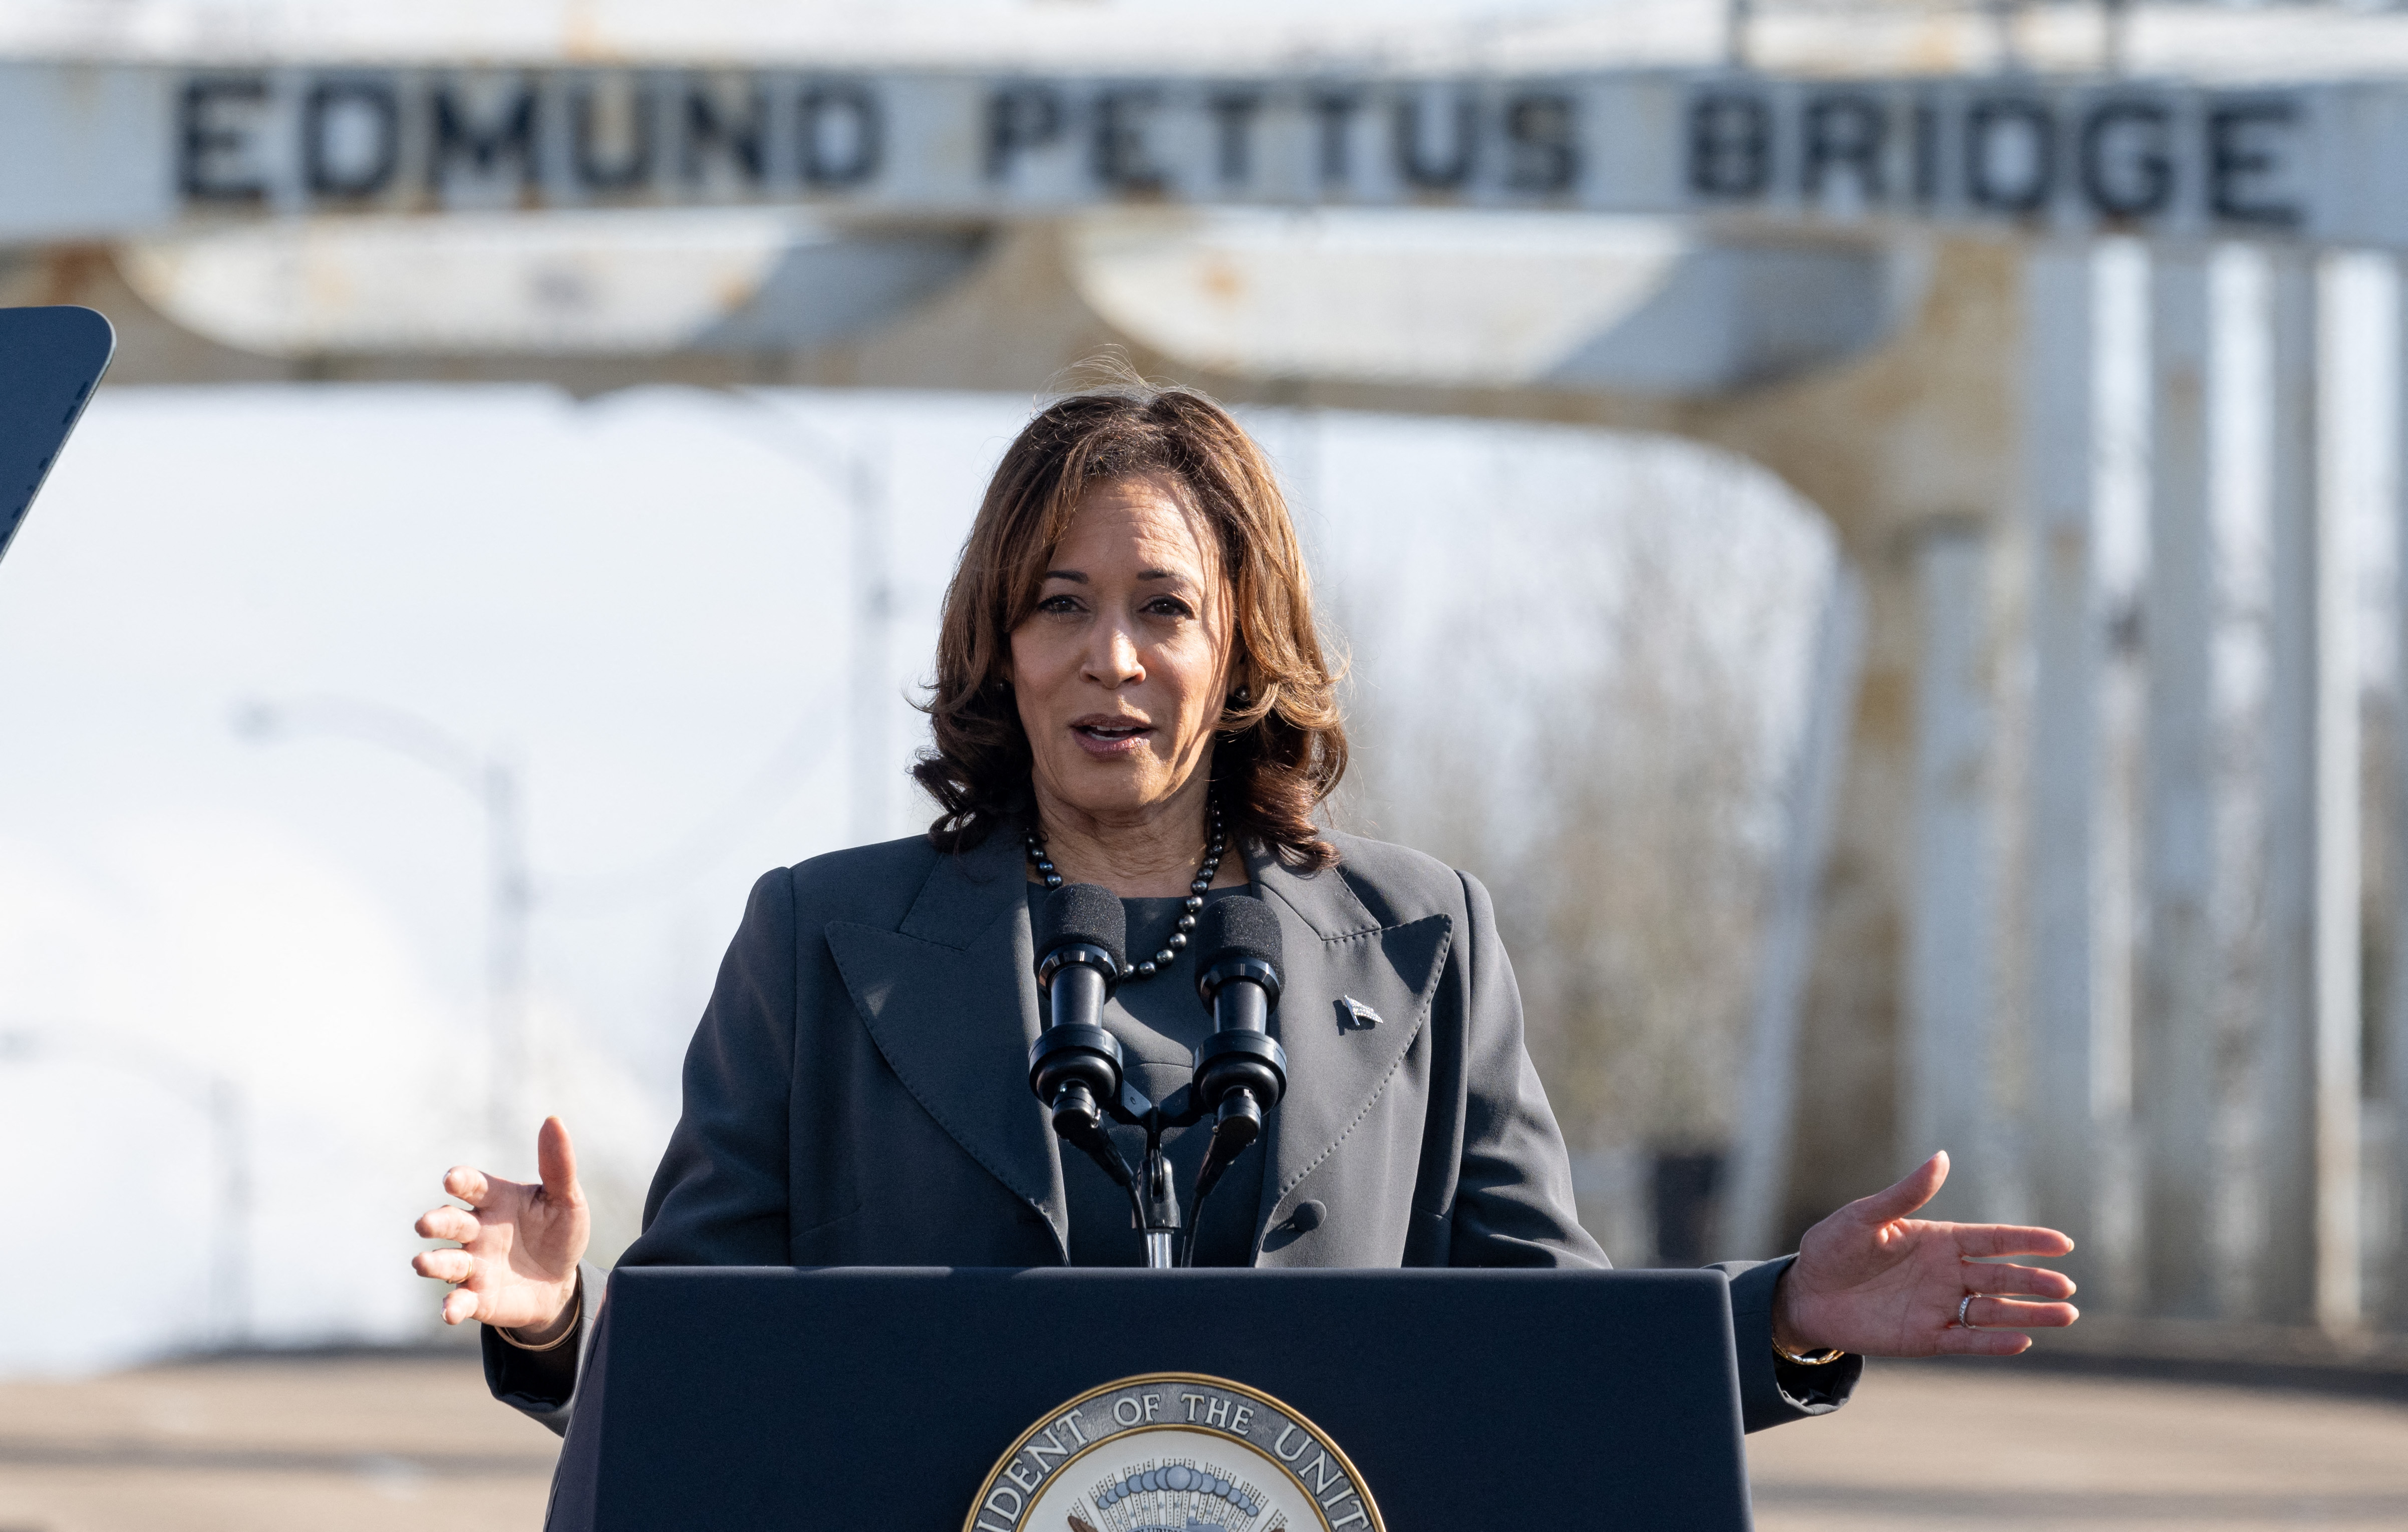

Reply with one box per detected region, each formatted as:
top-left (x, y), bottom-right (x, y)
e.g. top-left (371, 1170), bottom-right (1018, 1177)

top-left (2021, 241), bottom-right (2102, 1284)
top-left (2393, 256), bottom-right (2408, 1331)
top-left (2258, 249), bottom-right (2361, 1331)
top-left (113, 212), bottom-right (988, 357)
top-left (1906, 526), bottom-right (1997, 1219)
top-left (2309, 262), bottom-right (2364, 1338)
top-left (1066, 213), bottom-right (1911, 397)
top-left (2139, 245), bottom-right (2219, 1320)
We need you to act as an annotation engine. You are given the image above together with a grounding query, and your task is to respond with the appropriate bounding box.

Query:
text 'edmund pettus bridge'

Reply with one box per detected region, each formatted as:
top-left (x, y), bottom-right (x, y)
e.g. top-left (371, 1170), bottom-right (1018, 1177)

top-left (9, 63), bottom-right (2408, 245)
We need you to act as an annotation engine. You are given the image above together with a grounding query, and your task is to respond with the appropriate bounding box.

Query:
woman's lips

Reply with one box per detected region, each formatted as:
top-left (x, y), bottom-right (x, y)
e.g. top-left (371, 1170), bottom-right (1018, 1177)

top-left (1071, 721), bottom-right (1153, 756)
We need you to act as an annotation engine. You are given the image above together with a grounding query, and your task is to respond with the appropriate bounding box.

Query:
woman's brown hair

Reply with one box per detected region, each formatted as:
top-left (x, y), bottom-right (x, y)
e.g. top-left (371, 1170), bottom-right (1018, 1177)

top-left (913, 381), bottom-right (1346, 869)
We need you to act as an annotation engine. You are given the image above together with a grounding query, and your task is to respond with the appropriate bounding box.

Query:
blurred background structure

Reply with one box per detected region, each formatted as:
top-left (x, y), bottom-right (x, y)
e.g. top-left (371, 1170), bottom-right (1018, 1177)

top-left (7, 0), bottom-right (2408, 1430)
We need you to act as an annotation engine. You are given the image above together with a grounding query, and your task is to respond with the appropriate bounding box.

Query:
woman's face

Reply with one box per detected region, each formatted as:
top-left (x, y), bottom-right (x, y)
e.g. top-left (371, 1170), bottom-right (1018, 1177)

top-left (1008, 475), bottom-right (1233, 828)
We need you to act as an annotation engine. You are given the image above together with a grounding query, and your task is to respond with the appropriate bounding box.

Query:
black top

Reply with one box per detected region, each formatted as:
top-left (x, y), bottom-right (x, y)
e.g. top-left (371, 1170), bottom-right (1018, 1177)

top-left (1026, 884), bottom-right (1266, 1266)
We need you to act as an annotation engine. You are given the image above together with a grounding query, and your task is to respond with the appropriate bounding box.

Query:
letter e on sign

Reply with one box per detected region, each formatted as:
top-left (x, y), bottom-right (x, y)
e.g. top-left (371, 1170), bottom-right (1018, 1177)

top-left (180, 76), bottom-right (269, 204)
top-left (2210, 97), bottom-right (2302, 227)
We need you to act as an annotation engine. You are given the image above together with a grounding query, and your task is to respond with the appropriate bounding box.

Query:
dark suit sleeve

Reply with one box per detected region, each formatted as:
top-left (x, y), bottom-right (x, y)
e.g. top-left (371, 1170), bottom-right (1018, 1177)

top-left (480, 1261), bottom-right (601, 1433)
top-left (621, 866), bottom-right (801, 1266)
top-left (1443, 870), bottom-right (1609, 1268)
top-left (1715, 1255), bottom-right (1865, 1430)
top-left (483, 867), bottom-right (801, 1434)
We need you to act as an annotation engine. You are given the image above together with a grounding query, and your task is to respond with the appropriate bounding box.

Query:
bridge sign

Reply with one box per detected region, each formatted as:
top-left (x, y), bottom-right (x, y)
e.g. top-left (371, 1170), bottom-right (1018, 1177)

top-left (1, 63), bottom-right (2399, 245)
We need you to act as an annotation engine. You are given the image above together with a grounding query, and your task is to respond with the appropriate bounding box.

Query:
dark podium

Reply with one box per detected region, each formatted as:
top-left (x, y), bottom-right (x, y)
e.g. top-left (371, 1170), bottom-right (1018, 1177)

top-left (547, 1265), bottom-right (1756, 1531)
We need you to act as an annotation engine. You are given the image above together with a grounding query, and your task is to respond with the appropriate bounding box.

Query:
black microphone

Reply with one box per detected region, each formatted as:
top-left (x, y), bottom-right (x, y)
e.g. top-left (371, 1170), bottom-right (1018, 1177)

top-left (1188, 894), bottom-right (1290, 1207)
top-left (1028, 883), bottom-right (1134, 1188)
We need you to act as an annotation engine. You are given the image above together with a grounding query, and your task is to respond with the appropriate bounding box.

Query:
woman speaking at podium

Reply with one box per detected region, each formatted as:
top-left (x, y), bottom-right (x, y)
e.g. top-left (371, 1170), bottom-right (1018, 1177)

top-left (412, 381), bottom-right (2076, 1436)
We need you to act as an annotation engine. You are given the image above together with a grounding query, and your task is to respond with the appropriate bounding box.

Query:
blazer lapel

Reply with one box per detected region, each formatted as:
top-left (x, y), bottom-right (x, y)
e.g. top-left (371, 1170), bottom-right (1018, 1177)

top-left (1248, 848), bottom-right (1455, 1257)
top-left (824, 828), bottom-right (1069, 1257)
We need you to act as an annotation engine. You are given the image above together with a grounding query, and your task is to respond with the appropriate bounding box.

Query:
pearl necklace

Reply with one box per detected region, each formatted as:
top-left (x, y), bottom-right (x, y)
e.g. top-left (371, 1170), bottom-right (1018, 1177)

top-left (1025, 801), bottom-right (1226, 981)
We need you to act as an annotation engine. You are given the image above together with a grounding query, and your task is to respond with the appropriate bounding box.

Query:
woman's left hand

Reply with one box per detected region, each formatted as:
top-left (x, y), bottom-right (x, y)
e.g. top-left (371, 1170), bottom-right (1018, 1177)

top-left (1773, 1150), bottom-right (2079, 1358)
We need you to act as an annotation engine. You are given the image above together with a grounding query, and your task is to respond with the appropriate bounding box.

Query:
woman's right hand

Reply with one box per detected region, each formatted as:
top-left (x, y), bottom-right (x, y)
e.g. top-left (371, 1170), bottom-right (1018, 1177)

top-left (412, 1115), bottom-right (590, 1342)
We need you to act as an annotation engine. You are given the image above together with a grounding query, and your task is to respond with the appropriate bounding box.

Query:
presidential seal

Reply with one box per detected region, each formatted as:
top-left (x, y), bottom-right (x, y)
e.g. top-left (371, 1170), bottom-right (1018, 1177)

top-left (965, 1373), bottom-right (1383, 1532)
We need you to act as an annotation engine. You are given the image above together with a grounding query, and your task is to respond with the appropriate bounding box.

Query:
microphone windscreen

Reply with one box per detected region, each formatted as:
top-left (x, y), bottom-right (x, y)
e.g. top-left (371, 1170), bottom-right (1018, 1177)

top-left (1037, 882), bottom-right (1128, 969)
top-left (1196, 893), bottom-right (1283, 977)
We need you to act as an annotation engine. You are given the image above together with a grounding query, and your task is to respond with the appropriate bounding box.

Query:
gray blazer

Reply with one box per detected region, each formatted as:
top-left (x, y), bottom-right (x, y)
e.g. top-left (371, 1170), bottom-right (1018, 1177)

top-left (484, 823), bottom-right (1860, 1432)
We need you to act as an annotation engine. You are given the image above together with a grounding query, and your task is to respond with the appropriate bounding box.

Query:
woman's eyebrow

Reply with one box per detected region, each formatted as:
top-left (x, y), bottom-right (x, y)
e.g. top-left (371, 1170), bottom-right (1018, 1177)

top-left (1039, 566), bottom-right (1193, 584)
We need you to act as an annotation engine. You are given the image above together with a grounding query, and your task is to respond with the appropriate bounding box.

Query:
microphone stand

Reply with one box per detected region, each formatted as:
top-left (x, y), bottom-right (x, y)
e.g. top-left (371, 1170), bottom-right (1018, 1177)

top-left (1032, 1064), bottom-right (1207, 1270)
top-left (1027, 958), bottom-right (1214, 1269)
top-left (1046, 1069), bottom-right (1272, 1270)
top-left (1076, 1080), bottom-right (1193, 1271)
top-left (1137, 1117), bottom-right (1181, 1270)
top-left (1029, 892), bottom-right (1286, 1270)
